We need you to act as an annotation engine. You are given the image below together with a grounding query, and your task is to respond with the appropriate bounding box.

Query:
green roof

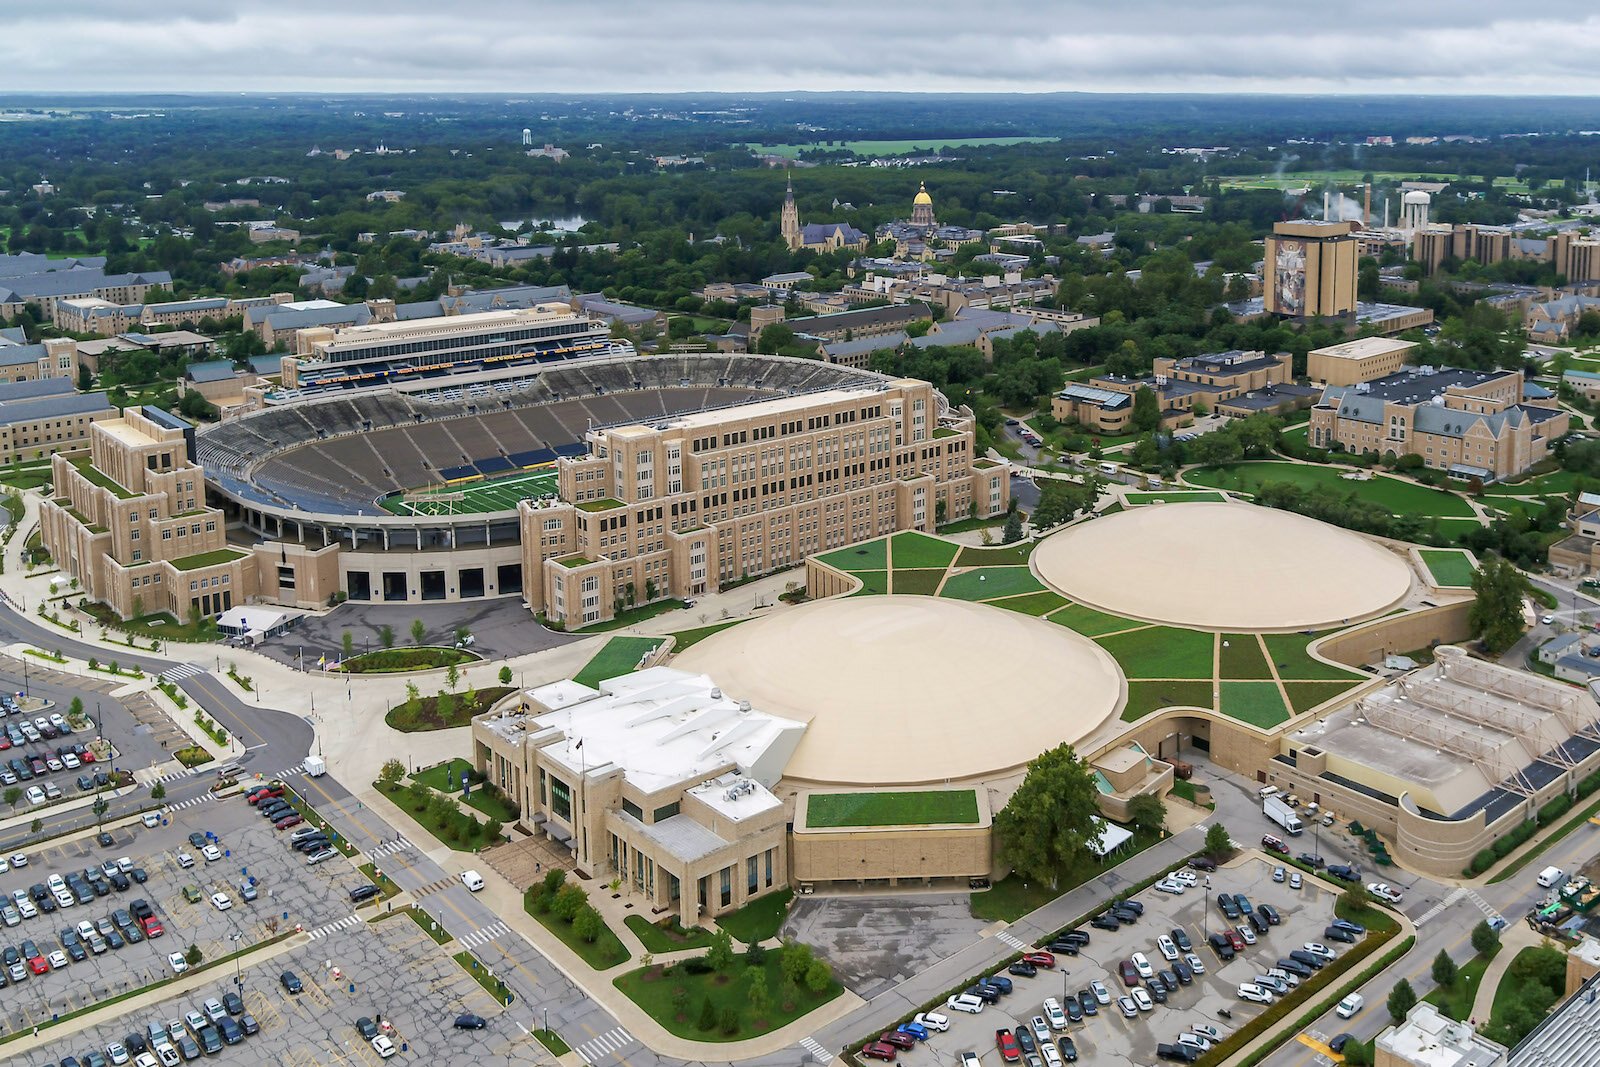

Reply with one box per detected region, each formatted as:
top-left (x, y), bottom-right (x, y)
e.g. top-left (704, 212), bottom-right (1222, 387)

top-left (933, 427), bottom-right (957, 439)
top-left (806, 789), bottom-right (980, 828)
top-left (576, 498), bottom-right (623, 513)
top-left (169, 548), bottom-right (247, 571)
top-left (70, 457), bottom-right (136, 500)
top-left (555, 555), bottom-right (595, 569)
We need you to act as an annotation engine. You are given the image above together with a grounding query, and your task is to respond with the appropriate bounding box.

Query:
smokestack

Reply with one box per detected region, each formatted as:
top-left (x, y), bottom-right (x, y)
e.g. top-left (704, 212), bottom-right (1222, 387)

top-left (1364, 182), bottom-right (1372, 228)
top-left (1323, 190), bottom-right (1331, 220)
top-left (1384, 198), bottom-right (1391, 230)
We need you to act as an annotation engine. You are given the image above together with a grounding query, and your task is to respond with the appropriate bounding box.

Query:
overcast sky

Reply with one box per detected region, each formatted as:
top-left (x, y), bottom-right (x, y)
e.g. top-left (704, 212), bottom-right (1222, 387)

top-left (5, 1), bottom-right (1600, 95)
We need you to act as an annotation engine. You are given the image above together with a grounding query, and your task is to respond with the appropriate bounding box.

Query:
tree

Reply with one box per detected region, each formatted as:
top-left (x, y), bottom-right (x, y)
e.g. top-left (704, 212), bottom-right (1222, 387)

top-left (446, 662), bottom-right (460, 691)
top-left (779, 972), bottom-right (801, 1011)
top-left (552, 883), bottom-right (587, 921)
top-left (379, 624), bottom-right (395, 649)
top-left (404, 681), bottom-right (420, 709)
top-left (151, 783), bottom-right (166, 802)
top-left (994, 743), bottom-right (1102, 886)
top-left (69, 696), bottom-right (83, 721)
top-left (341, 631), bottom-right (354, 659)
top-left (1432, 949), bottom-right (1458, 988)
top-left (499, 665), bottom-right (514, 685)
top-left (756, 322), bottom-right (796, 355)
top-left (184, 943), bottom-right (203, 966)
top-left (780, 938), bottom-right (813, 985)
top-left (1469, 553), bottom-right (1529, 654)
top-left (1341, 882), bottom-right (1372, 914)
top-left (718, 1004), bottom-right (740, 1035)
top-left (1191, 431), bottom-right (1244, 467)
top-left (1471, 919), bottom-right (1500, 956)
top-left (746, 941), bottom-right (766, 967)
top-left (1127, 793), bottom-right (1166, 837)
top-left (405, 779), bottom-right (429, 812)
top-left (1131, 385), bottom-right (1161, 432)
top-left (747, 965), bottom-right (772, 1020)
top-left (1002, 510), bottom-right (1024, 544)
top-left (573, 905), bottom-right (604, 943)
top-left (378, 759), bottom-right (405, 791)
top-left (410, 618), bottom-right (427, 646)
top-left (436, 690), bottom-right (457, 723)
top-left (1204, 823), bottom-right (1232, 858)
top-left (542, 867), bottom-right (567, 896)
top-left (697, 995), bottom-right (716, 1031)
top-left (3, 786), bottom-right (19, 812)
top-left (484, 817), bottom-right (504, 841)
top-left (804, 957), bottom-right (833, 994)
top-left (707, 928), bottom-right (737, 973)
top-left (1387, 977), bottom-right (1417, 1022)
top-left (671, 982), bottom-right (691, 1019)
top-left (92, 795), bottom-right (109, 827)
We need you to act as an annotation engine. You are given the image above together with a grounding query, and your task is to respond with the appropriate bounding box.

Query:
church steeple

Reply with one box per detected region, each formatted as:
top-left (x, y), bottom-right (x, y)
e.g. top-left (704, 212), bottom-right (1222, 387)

top-left (781, 170), bottom-right (802, 251)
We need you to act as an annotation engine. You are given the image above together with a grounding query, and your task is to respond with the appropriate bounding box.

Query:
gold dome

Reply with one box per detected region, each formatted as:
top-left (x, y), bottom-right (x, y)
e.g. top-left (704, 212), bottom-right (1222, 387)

top-left (913, 181), bottom-right (933, 206)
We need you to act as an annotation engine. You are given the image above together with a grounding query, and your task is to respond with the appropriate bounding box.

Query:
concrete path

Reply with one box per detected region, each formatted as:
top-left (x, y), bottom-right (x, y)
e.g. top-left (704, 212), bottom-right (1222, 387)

top-left (1469, 920), bottom-right (1543, 1024)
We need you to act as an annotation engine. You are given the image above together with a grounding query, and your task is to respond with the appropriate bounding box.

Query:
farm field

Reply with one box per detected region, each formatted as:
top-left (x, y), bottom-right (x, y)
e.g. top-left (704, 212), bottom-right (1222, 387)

top-left (743, 136), bottom-right (1057, 157)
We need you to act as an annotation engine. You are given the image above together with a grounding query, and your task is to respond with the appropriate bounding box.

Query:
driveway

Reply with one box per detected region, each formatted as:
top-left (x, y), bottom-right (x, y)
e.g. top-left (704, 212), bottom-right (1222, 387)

top-left (251, 598), bottom-right (580, 667)
top-left (782, 893), bottom-right (991, 998)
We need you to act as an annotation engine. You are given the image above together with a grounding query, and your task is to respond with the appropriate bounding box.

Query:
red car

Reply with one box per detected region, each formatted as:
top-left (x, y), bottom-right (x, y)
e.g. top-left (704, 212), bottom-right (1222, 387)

top-left (1119, 959), bottom-right (1140, 986)
top-left (861, 1042), bottom-right (898, 1062)
top-left (879, 1032), bottom-right (916, 1051)
top-left (247, 785), bottom-right (285, 805)
top-left (995, 1030), bottom-right (1021, 1063)
top-left (274, 814), bottom-right (303, 830)
top-left (1261, 834), bottom-right (1290, 855)
top-left (27, 955), bottom-right (47, 975)
top-left (1224, 929), bottom-right (1245, 952)
top-left (1022, 951), bottom-right (1056, 969)
top-left (141, 916), bottom-right (164, 938)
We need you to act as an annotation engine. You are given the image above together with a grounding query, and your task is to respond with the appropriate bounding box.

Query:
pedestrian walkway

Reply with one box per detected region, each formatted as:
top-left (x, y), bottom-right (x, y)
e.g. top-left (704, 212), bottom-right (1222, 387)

top-left (411, 875), bottom-right (455, 898)
top-left (1470, 920), bottom-right (1544, 1021)
top-left (165, 792), bottom-right (213, 813)
top-left (572, 1027), bottom-right (634, 1064)
top-left (305, 913), bottom-right (364, 940)
top-left (457, 919), bottom-right (510, 950)
top-left (158, 663), bottom-right (205, 682)
top-left (1414, 887), bottom-right (1465, 928)
top-left (150, 768), bottom-right (201, 785)
top-left (364, 835), bottom-right (413, 862)
top-left (995, 930), bottom-right (1029, 951)
top-left (798, 1035), bottom-right (832, 1061)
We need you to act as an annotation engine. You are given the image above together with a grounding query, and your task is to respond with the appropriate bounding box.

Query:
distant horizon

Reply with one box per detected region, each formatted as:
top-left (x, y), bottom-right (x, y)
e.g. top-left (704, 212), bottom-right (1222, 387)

top-left (2, 90), bottom-right (1600, 100)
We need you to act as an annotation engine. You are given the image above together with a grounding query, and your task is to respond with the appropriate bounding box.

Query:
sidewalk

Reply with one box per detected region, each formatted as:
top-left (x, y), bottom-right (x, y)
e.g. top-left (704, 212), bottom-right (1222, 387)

top-left (1469, 920), bottom-right (1543, 1023)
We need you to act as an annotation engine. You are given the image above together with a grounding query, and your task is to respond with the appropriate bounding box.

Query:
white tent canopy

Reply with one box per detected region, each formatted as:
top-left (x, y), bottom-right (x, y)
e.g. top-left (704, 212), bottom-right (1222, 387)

top-left (215, 606), bottom-right (290, 639)
top-left (1088, 818), bottom-right (1134, 858)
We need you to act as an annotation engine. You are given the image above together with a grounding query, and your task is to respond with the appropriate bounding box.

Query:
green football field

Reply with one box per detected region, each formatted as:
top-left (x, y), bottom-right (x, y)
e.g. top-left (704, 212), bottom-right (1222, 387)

top-left (380, 468), bottom-right (560, 516)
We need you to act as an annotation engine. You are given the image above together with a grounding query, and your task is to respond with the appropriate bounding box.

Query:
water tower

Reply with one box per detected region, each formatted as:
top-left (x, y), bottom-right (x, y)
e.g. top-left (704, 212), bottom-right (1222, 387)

top-left (521, 128), bottom-right (532, 147)
top-left (1400, 190), bottom-right (1431, 231)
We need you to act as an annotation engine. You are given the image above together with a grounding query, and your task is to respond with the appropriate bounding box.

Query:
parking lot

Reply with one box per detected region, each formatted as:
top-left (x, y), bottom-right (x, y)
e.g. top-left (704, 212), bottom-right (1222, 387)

top-left (913, 855), bottom-right (1357, 1067)
top-left (0, 786), bottom-right (375, 1036)
top-left (14, 913), bottom-right (516, 1066)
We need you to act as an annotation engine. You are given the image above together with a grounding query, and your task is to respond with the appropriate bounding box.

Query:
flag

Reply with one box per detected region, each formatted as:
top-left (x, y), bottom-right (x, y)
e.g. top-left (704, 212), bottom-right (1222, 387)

top-left (318, 655), bottom-right (326, 668)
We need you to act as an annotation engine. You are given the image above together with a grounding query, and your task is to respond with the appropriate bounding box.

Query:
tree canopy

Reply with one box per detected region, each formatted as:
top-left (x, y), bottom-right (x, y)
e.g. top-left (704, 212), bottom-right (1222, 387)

top-left (995, 743), bottom-right (1103, 886)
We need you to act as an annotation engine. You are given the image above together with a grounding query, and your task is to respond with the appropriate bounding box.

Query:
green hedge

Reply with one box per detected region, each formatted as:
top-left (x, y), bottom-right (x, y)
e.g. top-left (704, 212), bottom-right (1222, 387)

top-left (1467, 766), bottom-right (1600, 876)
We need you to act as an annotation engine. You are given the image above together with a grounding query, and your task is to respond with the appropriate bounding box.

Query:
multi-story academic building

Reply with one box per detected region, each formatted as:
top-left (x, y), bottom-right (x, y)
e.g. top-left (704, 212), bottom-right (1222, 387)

top-left (523, 378), bottom-right (1009, 630)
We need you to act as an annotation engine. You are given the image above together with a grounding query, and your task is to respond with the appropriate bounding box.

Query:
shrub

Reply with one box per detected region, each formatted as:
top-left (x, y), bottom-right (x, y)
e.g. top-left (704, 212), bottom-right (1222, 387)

top-left (719, 1005), bottom-right (739, 1035)
top-left (697, 996), bottom-right (716, 1031)
top-left (1539, 794), bottom-right (1572, 825)
top-left (682, 957), bottom-right (713, 975)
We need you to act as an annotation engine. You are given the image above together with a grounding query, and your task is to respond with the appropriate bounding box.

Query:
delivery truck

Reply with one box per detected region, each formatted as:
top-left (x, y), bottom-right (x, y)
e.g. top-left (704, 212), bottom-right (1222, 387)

top-left (1263, 795), bottom-right (1303, 835)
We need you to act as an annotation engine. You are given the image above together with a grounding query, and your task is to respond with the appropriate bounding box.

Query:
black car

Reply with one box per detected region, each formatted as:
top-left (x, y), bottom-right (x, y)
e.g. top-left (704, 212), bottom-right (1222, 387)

top-left (1158, 1043), bottom-right (1200, 1063)
top-left (196, 1026), bottom-right (222, 1055)
top-left (123, 1033), bottom-right (147, 1055)
top-left (1077, 989), bottom-right (1098, 1016)
top-left (1116, 899), bottom-right (1145, 916)
top-left (129, 868), bottom-right (147, 884)
top-left (984, 975), bottom-right (1012, 995)
top-left (75, 774), bottom-right (93, 791)
top-left (1296, 853), bottom-right (1324, 868)
top-left (280, 970), bottom-right (303, 994)
top-left (1065, 997), bottom-right (1084, 1023)
top-left (1247, 910), bottom-right (1269, 934)
top-left (966, 983), bottom-right (1001, 1004)
top-left (95, 831), bottom-right (113, 848)
top-left (217, 1018), bottom-right (243, 1046)
top-left (1277, 957), bottom-right (1313, 979)
top-left (1189, 857), bottom-right (1217, 872)
top-left (1170, 927), bottom-right (1191, 951)
top-left (1089, 913), bottom-right (1121, 932)
top-left (187, 833), bottom-right (208, 850)
top-left (1328, 1034), bottom-right (1354, 1055)
top-left (1289, 949), bottom-right (1325, 970)
top-left (454, 1013), bottom-right (488, 1031)
top-left (348, 884), bottom-right (381, 904)
top-left (1257, 903), bottom-right (1282, 926)
top-left (355, 1018), bottom-right (379, 1039)
top-left (1172, 960), bottom-right (1193, 985)
top-left (1046, 939), bottom-right (1080, 956)
top-left (1325, 864), bottom-right (1358, 882)
top-left (292, 837), bottom-right (330, 853)
top-left (1146, 980), bottom-right (1168, 1004)
top-left (1008, 961), bottom-right (1037, 978)
top-left (108, 872), bottom-right (130, 892)
top-left (1217, 893), bottom-right (1239, 919)
top-left (1324, 925), bottom-right (1356, 944)
top-left (1016, 1028), bottom-right (1036, 1056)
top-left (1157, 969), bottom-right (1179, 993)
top-left (1208, 932), bottom-right (1235, 960)
top-left (1057, 1036), bottom-right (1078, 1063)
top-left (1059, 930), bottom-right (1090, 947)
top-left (1330, 918), bottom-right (1366, 936)
top-left (239, 1013), bottom-right (259, 1036)
top-left (222, 991), bottom-right (245, 1015)
top-left (1110, 904), bottom-right (1139, 924)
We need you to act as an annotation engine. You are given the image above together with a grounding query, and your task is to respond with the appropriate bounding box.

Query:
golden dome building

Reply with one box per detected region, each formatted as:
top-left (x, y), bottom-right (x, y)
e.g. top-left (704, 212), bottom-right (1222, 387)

top-left (910, 181), bottom-right (937, 228)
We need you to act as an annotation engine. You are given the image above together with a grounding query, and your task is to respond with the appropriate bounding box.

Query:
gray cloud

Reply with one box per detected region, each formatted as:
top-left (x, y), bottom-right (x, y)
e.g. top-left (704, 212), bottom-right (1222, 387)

top-left (3, 1), bottom-right (1599, 93)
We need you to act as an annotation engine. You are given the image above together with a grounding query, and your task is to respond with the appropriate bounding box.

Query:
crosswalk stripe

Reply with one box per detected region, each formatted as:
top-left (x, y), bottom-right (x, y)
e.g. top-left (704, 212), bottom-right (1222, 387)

top-left (165, 793), bottom-right (214, 812)
top-left (458, 920), bottom-right (510, 949)
top-left (306, 914), bottom-right (364, 939)
top-left (996, 931), bottom-right (1028, 951)
top-left (574, 1027), bottom-right (633, 1063)
top-left (799, 1036), bottom-right (832, 1061)
top-left (363, 836), bottom-right (413, 861)
top-left (159, 663), bottom-right (204, 682)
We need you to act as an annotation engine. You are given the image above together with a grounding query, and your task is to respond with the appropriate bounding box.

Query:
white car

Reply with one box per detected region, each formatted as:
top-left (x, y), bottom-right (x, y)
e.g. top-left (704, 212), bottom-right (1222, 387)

top-left (1179, 1033), bottom-right (1213, 1053)
top-left (154, 1043), bottom-right (180, 1067)
top-left (167, 952), bottom-right (188, 974)
top-left (54, 888), bottom-right (75, 909)
top-left (1191, 1025), bottom-right (1222, 1042)
top-left (913, 1011), bottom-right (949, 1033)
top-left (1131, 951), bottom-right (1154, 979)
top-left (175, 852), bottom-right (194, 869)
top-left (1256, 974), bottom-right (1288, 995)
top-left (9, 852), bottom-right (25, 868)
top-left (1542, 613), bottom-right (1556, 624)
top-left (1130, 987), bottom-right (1154, 1012)
top-left (1238, 983), bottom-right (1273, 1004)
top-left (1089, 980), bottom-right (1112, 1005)
top-left (47, 950), bottom-right (66, 969)
top-left (1117, 997), bottom-right (1138, 1019)
top-left (1169, 869), bottom-right (1198, 887)
top-left (14, 896), bottom-right (35, 920)
top-left (1267, 966), bottom-right (1299, 988)
top-left (1154, 878), bottom-right (1185, 895)
top-left (1302, 942), bottom-right (1336, 961)
top-left (105, 1043), bottom-right (131, 1066)
top-left (1289, 871), bottom-right (1302, 890)
top-left (1156, 935), bottom-right (1179, 961)
top-left (1236, 924), bottom-right (1257, 946)
top-left (1368, 882), bottom-right (1404, 904)
top-left (209, 892), bottom-right (232, 911)
top-left (1043, 998), bottom-right (1068, 1030)
top-left (77, 919), bottom-right (96, 941)
top-left (47, 874), bottom-right (64, 892)
top-left (134, 1054), bottom-right (158, 1067)
top-left (200, 844), bottom-right (222, 863)
top-left (1040, 1042), bottom-right (1063, 1067)
top-left (117, 857), bottom-right (134, 873)
top-left (44, 755), bottom-right (62, 772)
top-left (1184, 952), bottom-right (1206, 975)
top-left (946, 993), bottom-right (985, 1014)
top-left (1030, 1015), bottom-right (1051, 1044)
top-left (24, 786), bottom-right (44, 806)
top-left (959, 1054), bottom-right (981, 1067)
top-left (140, 811), bottom-right (161, 829)
top-left (62, 752), bottom-right (80, 769)
top-left (372, 1035), bottom-right (397, 1059)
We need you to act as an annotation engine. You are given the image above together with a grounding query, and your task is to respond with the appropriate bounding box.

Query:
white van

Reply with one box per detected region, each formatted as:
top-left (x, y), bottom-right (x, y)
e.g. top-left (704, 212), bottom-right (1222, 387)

top-left (1099, 462), bottom-right (1119, 475)
top-left (1537, 866), bottom-right (1566, 889)
top-left (1258, 785), bottom-right (1280, 799)
top-left (1336, 993), bottom-right (1364, 1019)
top-left (461, 870), bottom-right (485, 893)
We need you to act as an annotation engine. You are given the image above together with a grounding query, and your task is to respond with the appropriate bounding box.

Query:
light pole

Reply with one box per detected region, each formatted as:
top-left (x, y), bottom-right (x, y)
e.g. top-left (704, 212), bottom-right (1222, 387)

top-left (1203, 875), bottom-right (1212, 941)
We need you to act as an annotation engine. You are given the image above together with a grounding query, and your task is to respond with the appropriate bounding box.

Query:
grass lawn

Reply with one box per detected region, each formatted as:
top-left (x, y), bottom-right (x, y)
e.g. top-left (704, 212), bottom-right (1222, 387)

top-left (990, 591), bottom-right (1070, 616)
top-left (668, 620), bottom-right (744, 652)
top-left (937, 515), bottom-right (1008, 535)
top-left (575, 598), bottom-right (688, 633)
top-left (384, 687), bottom-right (513, 731)
top-left (1124, 491), bottom-right (1227, 505)
top-left (1218, 681), bottom-right (1290, 728)
top-left (889, 568), bottom-right (946, 595)
top-left (574, 637), bottom-right (663, 689)
top-left (849, 570), bottom-right (889, 596)
top-left (341, 646), bottom-right (479, 673)
top-left (414, 758), bottom-right (474, 792)
top-left (1262, 632), bottom-right (1365, 681)
top-left (1048, 603), bottom-right (1145, 637)
top-left (1487, 945), bottom-right (1566, 1046)
top-left (624, 914), bottom-right (716, 953)
top-left (1483, 469), bottom-right (1584, 497)
top-left (971, 828), bottom-right (1158, 921)
top-left (1185, 462), bottom-right (1475, 518)
top-left (889, 530), bottom-right (960, 569)
top-left (807, 789), bottom-right (979, 828)
top-left (534, 1030), bottom-right (571, 1056)
top-left (817, 539), bottom-right (887, 572)
top-left (954, 543), bottom-right (1034, 567)
top-left (1122, 680), bottom-right (1215, 720)
top-left (1425, 945), bottom-right (1498, 1021)
top-left (454, 950), bottom-right (515, 1005)
top-left (1284, 680), bottom-right (1364, 715)
top-left (380, 780), bottom-right (498, 852)
top-left (0, 468), bottom-right (51, 490)
top-left (1097, 626), bottom-right (1217, 679)
top-left (524, 887), bottom-right (631, 969)
top-left (939, 566), bottom-right (1046, 601)
top-left (1219, 634), bottom-right (1272, 679)
top-left (1420, 549), bottom-right (1478, 588)
top-left (715, 888), bottom-right (794, 945)
top-left (614, 949), bottom-right (842, 1041)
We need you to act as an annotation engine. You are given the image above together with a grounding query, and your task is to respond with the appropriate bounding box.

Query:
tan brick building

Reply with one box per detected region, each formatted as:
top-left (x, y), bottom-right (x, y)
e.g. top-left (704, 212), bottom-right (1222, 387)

top-left (1308, 367), bottom-right (1568, 480)
top-left (0, 380), bottom-right (115, 465)
top-left (1264, 220), bottom-right (1359, 320)
top-left (524, 380), bottom-right (1008, 629)
top-left (1307, 337), bottom-right (1417, 386)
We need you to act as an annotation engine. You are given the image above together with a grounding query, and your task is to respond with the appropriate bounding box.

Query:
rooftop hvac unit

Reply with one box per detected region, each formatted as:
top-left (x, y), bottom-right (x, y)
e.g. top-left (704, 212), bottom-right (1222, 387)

top-left (710, 688), bottom-right (722, 699)
top-left (738, 701), bottom-right (752, 713)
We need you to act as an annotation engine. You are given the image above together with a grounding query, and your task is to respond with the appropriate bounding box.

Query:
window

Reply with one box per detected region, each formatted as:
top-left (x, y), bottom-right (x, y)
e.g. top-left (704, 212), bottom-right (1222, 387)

top-left (621, 798), bottom-right (643, 821)
top-left (747, 855), bottom-right (758, 893)
top-left (549, 777), bottom-right (572, 822)
top-left (653, 801), bottom-right (679, 822)
top-left (720, 867), bottom-right (732, 908)
top-left (765, 849), bottom-right (774, 887)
